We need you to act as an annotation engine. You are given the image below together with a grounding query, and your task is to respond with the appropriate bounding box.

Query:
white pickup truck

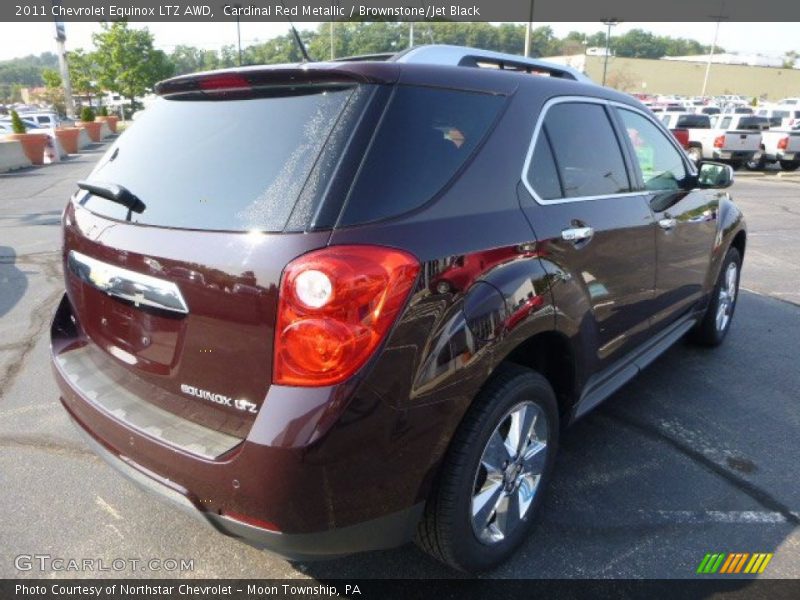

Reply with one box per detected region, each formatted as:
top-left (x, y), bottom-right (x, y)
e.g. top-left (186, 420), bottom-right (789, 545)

top-left (658, 112), bottom-right (762, 168)
top-left (727, 115), bottom-right (800, 171)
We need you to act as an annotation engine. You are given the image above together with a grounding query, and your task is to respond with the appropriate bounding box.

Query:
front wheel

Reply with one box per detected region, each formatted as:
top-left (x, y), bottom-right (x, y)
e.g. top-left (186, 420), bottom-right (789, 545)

top-left (689, 247), bottom-right (741, 346)
top-left (779, 160), bottom-right (800, 171)
top-left (416, 364), bottom-right (559, 572)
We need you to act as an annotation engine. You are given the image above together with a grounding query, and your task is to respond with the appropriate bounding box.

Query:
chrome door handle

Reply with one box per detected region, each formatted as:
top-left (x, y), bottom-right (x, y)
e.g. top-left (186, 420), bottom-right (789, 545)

top-left (658, 218), bottom-right (678, 231)
top-left (561, 226), bottom-right (594, 242)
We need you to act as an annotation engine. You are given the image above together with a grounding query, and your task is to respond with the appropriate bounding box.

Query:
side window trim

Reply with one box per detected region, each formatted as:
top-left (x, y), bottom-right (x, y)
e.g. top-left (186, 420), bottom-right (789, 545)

top-left (522, 95), bottom-right (649, 205)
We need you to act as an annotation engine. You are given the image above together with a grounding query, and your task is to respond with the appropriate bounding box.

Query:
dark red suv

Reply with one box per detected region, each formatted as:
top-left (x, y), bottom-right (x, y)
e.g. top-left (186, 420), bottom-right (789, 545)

top-left (51, 45), bottom-right (745, 572)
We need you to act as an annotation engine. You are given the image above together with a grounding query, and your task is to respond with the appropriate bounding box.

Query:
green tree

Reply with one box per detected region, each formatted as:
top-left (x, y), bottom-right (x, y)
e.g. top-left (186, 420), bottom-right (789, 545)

top-left (40, 68), bottom-right (65, 115)
top-left (67, 49), bottom-right (100, 103)
top-left (10, 110), bottom-right (26, 134)
top-left (783, 50), bottom-right (799, 69)
top-left (92, 22), bottom-right (174, 113)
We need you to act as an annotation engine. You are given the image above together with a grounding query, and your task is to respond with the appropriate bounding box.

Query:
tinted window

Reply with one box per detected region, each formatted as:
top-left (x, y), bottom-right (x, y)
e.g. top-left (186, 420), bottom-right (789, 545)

top-left (737, 116), bottom-right (769, 130)
top-left (676, 114), bottom-right (711, 129)
top-left (618, 109), bottom-right (687, 192)
top-left (340, 86), bottom-right (503, 226)
top-left (81, 86), bottom-right (361, 232)
top-left (542, 102), bottom-right (630, 198)
top-left (526, 130), bottom-right (562, 200)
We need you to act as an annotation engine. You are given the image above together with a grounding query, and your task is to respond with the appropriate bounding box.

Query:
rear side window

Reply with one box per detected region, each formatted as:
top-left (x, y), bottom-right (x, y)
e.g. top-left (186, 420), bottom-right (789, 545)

top-left (676, 115), bottom-right (710, 129)
top-left (526, 132), bottom-right (562, 200)
top-left (81, 86), bottom-right (362, 232)
top-left (535, 102), bottom-right (630, 199)
top-left (339, 86), bottom-right (504, 226)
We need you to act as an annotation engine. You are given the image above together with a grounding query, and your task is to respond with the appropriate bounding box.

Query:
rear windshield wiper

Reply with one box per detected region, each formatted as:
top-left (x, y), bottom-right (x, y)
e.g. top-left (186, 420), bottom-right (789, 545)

top-left (77, 180), bottom-right (146, 214)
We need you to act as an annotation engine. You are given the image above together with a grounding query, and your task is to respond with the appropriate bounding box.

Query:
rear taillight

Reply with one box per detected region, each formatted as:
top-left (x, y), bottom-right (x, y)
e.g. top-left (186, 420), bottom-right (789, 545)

top-left (778, 137), bottom-right (789, 150)
top-left (714, 135), bottom-right (726, 148)
top-left (273, 245), bottom-right (420, 386)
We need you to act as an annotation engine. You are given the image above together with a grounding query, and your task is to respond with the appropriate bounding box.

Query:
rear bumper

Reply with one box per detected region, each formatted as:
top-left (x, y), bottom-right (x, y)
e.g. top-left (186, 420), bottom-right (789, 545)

top-left (67, 409), bottom-right (421, 561)
top-left (51, 293), bottom-right (433, 560)
top-left (714, 150), bottom-right (757, 161)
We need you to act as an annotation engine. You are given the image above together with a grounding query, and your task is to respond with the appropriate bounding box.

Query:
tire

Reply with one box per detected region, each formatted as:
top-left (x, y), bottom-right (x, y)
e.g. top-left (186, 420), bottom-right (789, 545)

top-left (416, 364), bottom-right (559, 572)
top-left (689, 247), bottom-right (741, 346)
top-left (687, 146), bottom-right (702, 164)
top-left (745, 154), bottom-right (765, 171)
top-left (779, 160), bottom-right (800, 171)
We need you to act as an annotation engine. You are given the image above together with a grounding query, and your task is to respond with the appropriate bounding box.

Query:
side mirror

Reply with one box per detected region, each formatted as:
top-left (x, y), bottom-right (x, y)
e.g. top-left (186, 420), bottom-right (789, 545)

top-left (697, 161), bottom-right (734, 189)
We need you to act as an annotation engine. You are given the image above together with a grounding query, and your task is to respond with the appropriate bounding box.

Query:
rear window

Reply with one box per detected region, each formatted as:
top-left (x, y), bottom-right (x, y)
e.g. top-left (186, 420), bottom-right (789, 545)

top-left (676, 114), bottom-right (710, 129)
top-left (737, 116), bottom-right (769, 130)
top-left (80, 85), bottom-right (363, 232)
top-left (338, 86), bottom-right (504, 226)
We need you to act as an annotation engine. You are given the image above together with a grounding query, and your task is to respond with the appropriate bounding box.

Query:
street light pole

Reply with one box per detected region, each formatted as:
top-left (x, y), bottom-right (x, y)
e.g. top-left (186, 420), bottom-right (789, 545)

top-left (701, 15), bottom-right (726, 98)
top-left (235, 4), bottom-right (243, 66)
top-left (523, 0), bottom-right (534, 57)
top-left (601, 19), bottom-right (619, 86)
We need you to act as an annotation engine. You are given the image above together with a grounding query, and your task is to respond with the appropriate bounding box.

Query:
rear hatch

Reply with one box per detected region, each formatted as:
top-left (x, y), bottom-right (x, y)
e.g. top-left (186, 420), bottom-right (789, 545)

top-left (61, 70), bottom-right (378, 440)
top-left (719, 131), bottom-right (762, 152)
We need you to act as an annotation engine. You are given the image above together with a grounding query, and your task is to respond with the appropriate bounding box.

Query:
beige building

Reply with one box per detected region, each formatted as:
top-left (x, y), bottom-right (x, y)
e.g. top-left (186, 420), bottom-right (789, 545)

top-left (543, 54), bottom-right (800, 101)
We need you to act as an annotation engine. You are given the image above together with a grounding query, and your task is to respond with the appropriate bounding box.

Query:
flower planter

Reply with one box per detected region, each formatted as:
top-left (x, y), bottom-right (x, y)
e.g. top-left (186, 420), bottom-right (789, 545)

top-left (96, 115), bottom-right (119, 134)
top-left (78, 120), bottom-right (103, 143)
top-left (54, 127), bottom-right (81, 154)
top-left (6, 132), bottom-right (49, 165)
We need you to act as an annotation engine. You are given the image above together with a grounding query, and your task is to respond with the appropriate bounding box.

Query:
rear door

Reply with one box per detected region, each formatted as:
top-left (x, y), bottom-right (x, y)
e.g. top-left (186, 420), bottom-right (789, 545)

top-left (613, 106), bottom-right (719, 332)
top-left (518, 99), bottom-right (656, 373)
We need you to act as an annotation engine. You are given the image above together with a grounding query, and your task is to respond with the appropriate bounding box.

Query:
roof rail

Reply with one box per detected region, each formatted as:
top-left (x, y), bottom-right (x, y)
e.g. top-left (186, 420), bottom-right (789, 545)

top-left (391, 45), bottom-right (593, 83)
top-left (333, 52), bottom-right (396, 63)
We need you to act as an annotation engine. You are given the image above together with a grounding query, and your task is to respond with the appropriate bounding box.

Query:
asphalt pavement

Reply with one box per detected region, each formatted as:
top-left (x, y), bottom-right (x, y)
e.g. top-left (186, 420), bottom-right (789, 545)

top-left (0, 145), bottom-right (798, 579)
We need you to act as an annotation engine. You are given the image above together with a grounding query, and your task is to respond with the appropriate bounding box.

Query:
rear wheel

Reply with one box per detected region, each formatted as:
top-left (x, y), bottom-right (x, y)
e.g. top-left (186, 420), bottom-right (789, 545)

top-left (745, 154), bottom-right (765, 171)
top-left (687, 146), bottom-right (702, 164)
top-left (689, 247), bottom-right (741, 346)
top-left (779, 160), bottom-right (800, 171)
top-left (416, 364), bottom-right (559, 572)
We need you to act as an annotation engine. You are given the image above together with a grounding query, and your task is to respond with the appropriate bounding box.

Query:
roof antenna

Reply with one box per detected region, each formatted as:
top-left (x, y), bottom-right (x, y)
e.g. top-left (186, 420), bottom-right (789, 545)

top-left (280, 1), bottom-right (312, 62)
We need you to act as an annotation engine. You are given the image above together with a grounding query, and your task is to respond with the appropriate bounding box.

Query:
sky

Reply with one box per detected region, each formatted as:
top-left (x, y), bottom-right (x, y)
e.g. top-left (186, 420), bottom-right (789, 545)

top-left (0, 21), bottom-right (797, 62)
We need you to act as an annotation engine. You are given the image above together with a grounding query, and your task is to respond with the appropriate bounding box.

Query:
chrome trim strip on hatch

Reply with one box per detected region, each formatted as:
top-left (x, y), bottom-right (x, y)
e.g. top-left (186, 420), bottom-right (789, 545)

top-left (67, 250), bottom-right (189, 314)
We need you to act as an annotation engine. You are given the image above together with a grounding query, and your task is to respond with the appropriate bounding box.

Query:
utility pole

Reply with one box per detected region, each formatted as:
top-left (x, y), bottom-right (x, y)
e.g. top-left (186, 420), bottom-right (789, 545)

top-left (53, 22), bottom-right (75, 118)
top-left (409, 22), bottom-right (414, 48)
top-left (701, 13), bottom-right (727, 98)
top-left (523, 0), bottom-right (534, 57)
top-left (329, 21), bottom-right (335, 60)
top-left (235, 4), bottom-right (243, 66)
top-left (601, 19), bottom-right (619, 86)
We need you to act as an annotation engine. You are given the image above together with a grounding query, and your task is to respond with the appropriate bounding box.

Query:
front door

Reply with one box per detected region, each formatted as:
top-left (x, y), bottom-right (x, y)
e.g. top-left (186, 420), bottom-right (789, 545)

top-left (613, 106), bottom-right (719, 333)
top-left (519, 99), bottom-right (656, 376)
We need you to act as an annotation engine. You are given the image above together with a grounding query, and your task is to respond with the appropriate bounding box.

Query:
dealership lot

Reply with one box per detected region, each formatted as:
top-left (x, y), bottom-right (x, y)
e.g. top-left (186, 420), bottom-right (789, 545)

top-left (0, 144), bottom-right (798, 579)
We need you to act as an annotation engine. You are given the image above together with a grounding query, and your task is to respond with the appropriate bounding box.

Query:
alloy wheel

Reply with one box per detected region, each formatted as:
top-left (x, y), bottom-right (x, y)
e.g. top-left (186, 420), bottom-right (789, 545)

top-left (470, 401), bottom-right (549, 544)
top-left (715, 262), bottom-right (738, 333)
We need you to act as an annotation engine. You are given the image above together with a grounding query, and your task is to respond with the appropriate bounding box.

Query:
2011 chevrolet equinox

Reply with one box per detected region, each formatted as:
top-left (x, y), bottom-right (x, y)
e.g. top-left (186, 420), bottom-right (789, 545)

top-left (50, 45), bottom-right (745, 572)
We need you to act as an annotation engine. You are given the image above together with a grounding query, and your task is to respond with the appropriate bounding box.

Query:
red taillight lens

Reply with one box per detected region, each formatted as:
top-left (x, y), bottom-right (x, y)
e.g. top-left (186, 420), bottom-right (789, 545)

top-left (778, 137), bottom-right (789, 150)
top-left (714, 135), bottom-right (726, 148)
top-left (273, 245), bottom-right (420, 387)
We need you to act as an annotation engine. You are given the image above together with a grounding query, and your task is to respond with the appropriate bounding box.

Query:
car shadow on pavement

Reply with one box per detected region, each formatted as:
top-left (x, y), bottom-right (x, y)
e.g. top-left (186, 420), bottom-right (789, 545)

top-left (0, 246), bottom-right (28, 318)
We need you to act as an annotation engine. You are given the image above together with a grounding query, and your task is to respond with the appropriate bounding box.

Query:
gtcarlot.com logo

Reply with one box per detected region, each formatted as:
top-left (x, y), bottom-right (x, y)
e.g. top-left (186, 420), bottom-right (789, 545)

top-left (696, 552), bottom-right (773, 574)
